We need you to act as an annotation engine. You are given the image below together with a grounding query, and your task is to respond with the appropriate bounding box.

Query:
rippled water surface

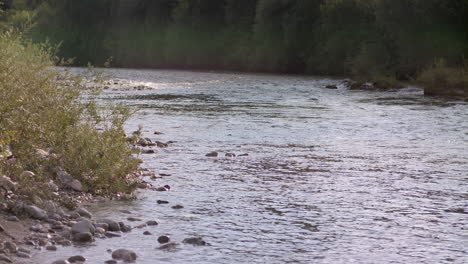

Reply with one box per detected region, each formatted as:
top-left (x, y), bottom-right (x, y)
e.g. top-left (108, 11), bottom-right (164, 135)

top-left (37, 69), bottom-right (467, 263)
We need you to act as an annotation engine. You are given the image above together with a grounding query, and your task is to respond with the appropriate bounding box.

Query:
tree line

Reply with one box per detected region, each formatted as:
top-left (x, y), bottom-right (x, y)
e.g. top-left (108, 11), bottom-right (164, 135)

top-left (1, 0), bottom-right (467, 82)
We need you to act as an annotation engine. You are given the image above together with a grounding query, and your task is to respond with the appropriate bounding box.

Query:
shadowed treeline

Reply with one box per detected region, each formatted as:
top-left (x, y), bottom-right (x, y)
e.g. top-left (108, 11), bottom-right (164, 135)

top-left (1, 0), bottom-right (467, 85)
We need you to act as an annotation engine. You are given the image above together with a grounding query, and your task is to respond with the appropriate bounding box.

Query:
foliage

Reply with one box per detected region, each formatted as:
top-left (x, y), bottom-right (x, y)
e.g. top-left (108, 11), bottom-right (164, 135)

top-left (0, 31), bottom-right (139, 196)
top-left (418, 59), bottom-right (468, 96)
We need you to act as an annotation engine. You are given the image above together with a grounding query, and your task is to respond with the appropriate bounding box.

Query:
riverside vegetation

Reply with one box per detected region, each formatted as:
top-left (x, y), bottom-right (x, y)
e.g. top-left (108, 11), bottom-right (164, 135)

top-left (1, 0), bottom-right (467, 96)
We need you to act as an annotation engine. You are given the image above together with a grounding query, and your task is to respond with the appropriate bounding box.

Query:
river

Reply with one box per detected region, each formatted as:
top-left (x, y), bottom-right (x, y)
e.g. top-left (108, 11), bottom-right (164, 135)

top-left (36, 69), bottom-right (467, 264)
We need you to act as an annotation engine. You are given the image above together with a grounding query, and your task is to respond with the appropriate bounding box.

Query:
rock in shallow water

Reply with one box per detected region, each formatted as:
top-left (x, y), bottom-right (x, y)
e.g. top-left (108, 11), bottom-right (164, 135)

top-left (111, 249), bottom-right (137, 262)
top-left (68, 255), bottom-right (86, 263)
top-left (97, 219), bottom-right (120, 232)
top-left (52, 260), bottom-right (70, 264)
top-left (205, 151), bottom-right (218, 157)
top-left (76, 207), bottom-right (93, 218)
top-left (157, 235), bottom-right (170, 244)
top-left (183, 237), bottom-right (207, 246)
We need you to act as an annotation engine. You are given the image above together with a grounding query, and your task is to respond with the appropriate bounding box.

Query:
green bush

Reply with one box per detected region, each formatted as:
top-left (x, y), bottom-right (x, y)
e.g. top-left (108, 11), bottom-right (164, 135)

top-left (0, 31), bottom-right (139, 197)
top-left (419, 63), bottom-right (468, 97)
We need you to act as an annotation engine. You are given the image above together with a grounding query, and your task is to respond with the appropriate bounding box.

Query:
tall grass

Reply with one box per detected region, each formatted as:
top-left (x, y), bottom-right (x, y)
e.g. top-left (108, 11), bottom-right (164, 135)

top-left (0, 31), bottom-right (139, 198)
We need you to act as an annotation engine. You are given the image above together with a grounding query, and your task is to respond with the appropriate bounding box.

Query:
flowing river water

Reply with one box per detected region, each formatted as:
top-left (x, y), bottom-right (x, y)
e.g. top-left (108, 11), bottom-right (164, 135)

top-left (36, 69), bottom-right (467, 263)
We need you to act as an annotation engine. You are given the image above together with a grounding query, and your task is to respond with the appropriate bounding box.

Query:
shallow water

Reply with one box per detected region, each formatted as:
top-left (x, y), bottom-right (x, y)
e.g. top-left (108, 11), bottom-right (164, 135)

top-left (36, 69), bottom-right (467, 264)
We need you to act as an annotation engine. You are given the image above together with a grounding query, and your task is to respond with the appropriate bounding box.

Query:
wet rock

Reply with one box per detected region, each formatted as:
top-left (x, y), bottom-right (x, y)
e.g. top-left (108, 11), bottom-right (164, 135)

top-left (153, 131), bottom-right (163, 135)
top-left (18, 247), bottom-right (31, 254)
top-left (46, 245), bottom-right (57, 251)
top-left (119, 210), bottom-right (132, 214)
top-left (105, 260), bottom-right (117, 264)
top-left (146, 220), bottom-right (158, 226)
top-left (72, 219), bottom-right (95, 234)
top-left (98, 219), bottom-right (120, 232)
top-left (73, 232), bottom-right (93, 243)
top-left (16, 252), bottom-right (31, 258)
top-left (205, 151), bottom-right (218, 157)
top-left (127, 217), bottom-right (142, 222)
top-left (105, 231), bottom-right (121, 238)
top-left (68, 255), bottom-right (86, 263)
top-left (0, 254), bottom-right (12, 263)
top-left (157, 235), bottom-right (170, 244)
top-left (158, 242), bottom-right (179, 250)
top-left (52, 260), bottom-right (70, 264)
top-left (136, 138), bottom-right (150, 147)
top-left (183, 237), bottom-right (207, 246)
top-left (157, 200), bottom-right (169, 205)
top-left (171, 205), bottom-right (184, 209)
top-left (225, 153), bottom-right (236, 157)
top-left (143, 231), bottom-right (151, 235)
top-left (76, 207), bottom-right (92, 218)
top-left (159, 173), bottom-right (171, 177)
top-left (325, 84), bottom-right (338, 89)
top-left (95, 227), bottom-right (105, 234)
top-left (238, 153), bottom-right (249, 157)
top-left (134, 224), bottom-right (147, 229)
top-left (119, 222), bottom-right (132, 232)
top-left (25, 205), bottom-right (48, 220)
top-left (155, 141), bottom-right (168, 148)
top-left (111, 249), bottom-right (137, 262)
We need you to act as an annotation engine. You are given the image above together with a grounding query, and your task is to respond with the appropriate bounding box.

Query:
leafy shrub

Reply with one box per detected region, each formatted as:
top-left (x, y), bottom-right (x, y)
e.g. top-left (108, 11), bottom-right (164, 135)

top-left (0, 31), bottom-right (139, 197)
top-left (418, 59), bottom-right (468, 97)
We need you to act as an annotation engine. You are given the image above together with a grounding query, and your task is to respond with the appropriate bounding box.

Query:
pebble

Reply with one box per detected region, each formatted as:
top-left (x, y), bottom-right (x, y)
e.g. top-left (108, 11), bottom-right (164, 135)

top-left (127, 217), bottom-right (142, 222)
top-left (158, 242), bottom-right (179, 250)
top-left (225, 153), bottom-right (236, 157)
top-left (157, 235), bottom-right (170, 244)
top-left (157, 200), bottom-right (169, 204)
top-left (143, 231), bottom-right (152, 235)
top-left (68, 255), bottom-right (86, 263)
top-left (171, 205), bottom-right (184, 209)
top-left (105, 260), bottom-right (117, 264)
top-left (111, 249), bottom-right (137, 262)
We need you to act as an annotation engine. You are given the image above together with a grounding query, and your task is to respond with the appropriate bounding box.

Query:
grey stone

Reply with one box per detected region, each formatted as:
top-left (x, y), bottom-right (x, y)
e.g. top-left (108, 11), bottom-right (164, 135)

top-left (111, 249), bottom-right (137, 262)
top-left (0, 175), bottom-right (17, 192)
top-left (73, 232), bottom-right (93, 243)
top-left (96, 223), bottom-right (109, 231)
top-left (105, 260), bottom-right (117, 264)
top-left (171, 205), bottom-right (184, 209)
top-left (158, 242), bottom-right (179, 250)
top-left (25, 205), bottom-right (47, 220)
top-left (69, 180), bottom-right (83, 192)
top-left (18, 247), bottom-right (31, 254)
top-left (143, 231), bottom-right (151, 235)
top-left (72, 219), bottom-right (95, 234)
top-left (47, 180), bottom-right (59, 192)
top-left (127, 217), bottom-right (141, 222)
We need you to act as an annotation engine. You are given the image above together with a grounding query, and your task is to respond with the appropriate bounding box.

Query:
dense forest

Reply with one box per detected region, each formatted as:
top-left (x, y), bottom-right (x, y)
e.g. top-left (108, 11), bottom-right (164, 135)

top-left (1, 0), bottom-right (467, 86)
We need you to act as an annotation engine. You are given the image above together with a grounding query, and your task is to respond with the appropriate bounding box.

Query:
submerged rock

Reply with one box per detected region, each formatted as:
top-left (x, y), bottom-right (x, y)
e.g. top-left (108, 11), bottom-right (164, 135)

top-left (68, 255), bottom-right (86, 263)
top-left (98, 219), bottom-right (120, 232)
top-left (73, 232), bottom-right (93, 243)
top-left (157, 235), bottom-right (170, 244)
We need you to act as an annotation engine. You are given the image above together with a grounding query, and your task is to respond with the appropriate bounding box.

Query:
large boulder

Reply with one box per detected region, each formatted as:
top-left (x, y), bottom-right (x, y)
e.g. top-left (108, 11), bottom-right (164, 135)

top-left (57, 170), bottom-right (83, 192)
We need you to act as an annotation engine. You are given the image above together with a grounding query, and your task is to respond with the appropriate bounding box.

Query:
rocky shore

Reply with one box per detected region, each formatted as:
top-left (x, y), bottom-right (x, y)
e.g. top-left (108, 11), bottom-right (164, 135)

top-left (0, 133), bottom-right (207, 264)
